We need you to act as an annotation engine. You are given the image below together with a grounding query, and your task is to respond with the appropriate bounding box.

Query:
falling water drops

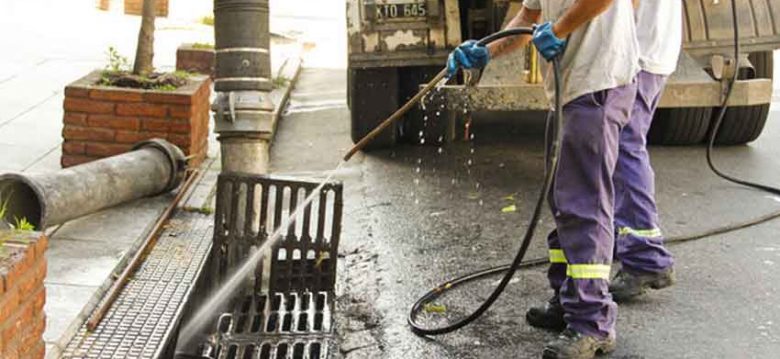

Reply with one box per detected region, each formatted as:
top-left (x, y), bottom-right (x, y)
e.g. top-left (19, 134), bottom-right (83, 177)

top-left (437, 147), bottom-right (443, 154)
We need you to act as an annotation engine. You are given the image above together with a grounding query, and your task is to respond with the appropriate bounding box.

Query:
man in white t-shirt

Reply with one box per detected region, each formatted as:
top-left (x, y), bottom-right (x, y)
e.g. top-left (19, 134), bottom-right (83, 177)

top-left (609, 1), bottom-right (680, 301)
top-left (447, 0), bottom-right (639, 358)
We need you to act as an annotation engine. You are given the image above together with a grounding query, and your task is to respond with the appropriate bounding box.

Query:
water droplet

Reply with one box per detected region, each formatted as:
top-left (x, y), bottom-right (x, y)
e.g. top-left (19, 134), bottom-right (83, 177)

top-left (479, 200), bottom-right (484, 206)
top-left (440, 104), bottom-right (445, 109)
top-left (475, 182), bottom-right (481, 190)
top-left (451, 178), bottom-right (457, 185)
top-left (470, 134), bottom-right (475, 140)
top-left (417, 158), bottom-right (422, 164)
top-left (467, 159), bottom-right (472, 166)
top-left (420, 138), bottom-right (426, 144)
top-left (470, 148), bottom-right (475, 154)
top-left (437, 135), bottom-right (443, 142)
top-left (414, 178), bottom-right (420, 185)
top-left (414, 199), bottom-right (420, 205)
top-left (435, 111), bottom-right (441, 116)
top-left (437, 147), bottom-right (443, 154)
top-left (423, 116), bottom-right (429, 121)
top-left (463, 108), bottom-right (469, 114)
top-left (418, 130), bottom-right (424, 138)
top-left (415, 167), bottom-right (421, 173)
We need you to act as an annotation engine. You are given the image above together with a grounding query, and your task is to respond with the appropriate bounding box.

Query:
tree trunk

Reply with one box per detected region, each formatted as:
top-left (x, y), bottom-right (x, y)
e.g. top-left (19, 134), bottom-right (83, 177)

top-left (133, 0), bottom-right (156, 75)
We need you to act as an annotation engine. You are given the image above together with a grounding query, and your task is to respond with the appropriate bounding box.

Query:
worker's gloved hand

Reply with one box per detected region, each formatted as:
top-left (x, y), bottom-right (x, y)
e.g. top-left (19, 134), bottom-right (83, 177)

top-left (532, 22), bottom-right (566, 61)
top-left (446, 40), bottom-right (490, 78)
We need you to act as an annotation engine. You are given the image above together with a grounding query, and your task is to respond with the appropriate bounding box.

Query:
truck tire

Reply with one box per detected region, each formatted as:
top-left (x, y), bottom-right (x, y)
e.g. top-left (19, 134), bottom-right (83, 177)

top-left (709, 51), bottom-right (774, 145)
top-left (399, 66), bottom-right (449, 145)
top-left (648, 107), bottom-right (713, 145)
top-left (348, 67), bottom-right (400, 149)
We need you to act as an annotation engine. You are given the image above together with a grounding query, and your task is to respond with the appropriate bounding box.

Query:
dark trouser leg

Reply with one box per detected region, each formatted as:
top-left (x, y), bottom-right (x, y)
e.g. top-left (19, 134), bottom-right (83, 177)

top-left (614, 71), bottom-right (674, 274)
top-left (550, 83), bottom-right (636, 339)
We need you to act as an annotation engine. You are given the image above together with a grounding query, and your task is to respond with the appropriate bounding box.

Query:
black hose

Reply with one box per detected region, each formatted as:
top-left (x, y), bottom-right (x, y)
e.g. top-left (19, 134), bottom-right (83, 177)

top-left (705, 0), bottom-right (780, 196)
top-left (408, 27), bottom-right (563, 336)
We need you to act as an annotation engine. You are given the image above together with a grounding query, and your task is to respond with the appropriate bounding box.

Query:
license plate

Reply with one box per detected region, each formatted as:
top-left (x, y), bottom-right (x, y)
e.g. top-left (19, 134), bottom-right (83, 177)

top-left (376, 2), bottom-right (427, 20)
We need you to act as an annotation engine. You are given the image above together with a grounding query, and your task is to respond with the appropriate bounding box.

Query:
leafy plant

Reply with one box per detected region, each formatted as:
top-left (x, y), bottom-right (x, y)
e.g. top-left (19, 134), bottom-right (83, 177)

top-left (273, 75), bottom-right (290, 89)
top-left (13, 217), bottom-right (34, 232)
top-left (201, 15), bottom-right (214, 26)
top-left (153, 83), bottom-right (177, 91)
top-left (0, 190), bottom-right (11, 230)
top-left (173, 70), bottom-right (192, 80)
top-left (191, 42), bottom-right (215, 50)
top-left (105, 46), bottom-right (131, 73)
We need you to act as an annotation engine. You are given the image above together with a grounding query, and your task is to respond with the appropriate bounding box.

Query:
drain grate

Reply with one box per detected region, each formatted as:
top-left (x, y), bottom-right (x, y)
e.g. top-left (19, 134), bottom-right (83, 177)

top-left (181, 174), bottom-right (343, 359)
top-left (61, 213), bottom-right (214, 358)
top-left (212, 174), bottom-right (342, 294)
top-left (205, 292), bottom-right (333, 359)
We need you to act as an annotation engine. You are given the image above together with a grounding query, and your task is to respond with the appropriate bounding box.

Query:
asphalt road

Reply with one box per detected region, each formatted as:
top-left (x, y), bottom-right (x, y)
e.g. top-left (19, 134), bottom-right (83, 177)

top-left (269, 67), bottom-right (780, 359)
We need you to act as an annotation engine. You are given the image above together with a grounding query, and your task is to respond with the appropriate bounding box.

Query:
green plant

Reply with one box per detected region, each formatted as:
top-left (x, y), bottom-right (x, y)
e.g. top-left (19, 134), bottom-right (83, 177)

top-left (173, 70), bottom-right (192, 80)
top-left (273, 76), bottom-right (290, 89)
top-left (191, 42), bottom-right (215, 50)
top-left (153, 83), bottom-right (178, 91)
top-left (105, 46), bottom-right (131, 73)
top-left (13, 217), bottom-right (34, 232)
top-left (201, 15), bottom-right (214, 26)
top-left (0, 190), bottom-right (11, 230)
top-left (183, 206), bottom-right (214, 215)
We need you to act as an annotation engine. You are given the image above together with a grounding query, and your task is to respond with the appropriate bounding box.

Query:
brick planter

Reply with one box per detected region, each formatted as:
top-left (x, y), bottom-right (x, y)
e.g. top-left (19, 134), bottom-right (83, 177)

top-left (0, 232), bottom-right (47, 359)
top-left (97, 0), bottom-right (111, 11)
top-left (176, 44), bottom-right (215, 78)
top-left (124, 0), bottom-right (168, 17)
top-left (62, 70), bottom-right (211, 168)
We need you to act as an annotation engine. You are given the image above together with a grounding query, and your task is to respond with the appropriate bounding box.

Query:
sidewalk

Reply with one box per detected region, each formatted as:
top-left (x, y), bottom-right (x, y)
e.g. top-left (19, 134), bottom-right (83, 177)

top-left (0, 1), bottom-right (302, 356)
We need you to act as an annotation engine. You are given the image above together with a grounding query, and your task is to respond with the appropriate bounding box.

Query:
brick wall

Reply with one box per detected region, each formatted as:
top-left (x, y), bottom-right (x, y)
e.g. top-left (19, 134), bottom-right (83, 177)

top-left (176, 45), bottom-right (215, 78)
top-left (124, 0), bottom-right (169, 17)
top-left (0, 232), bottom-right (48, 359)
top-left (62, 71), bottom-right (211, 169)
top-left (97, 0), bottom-right (111, 11)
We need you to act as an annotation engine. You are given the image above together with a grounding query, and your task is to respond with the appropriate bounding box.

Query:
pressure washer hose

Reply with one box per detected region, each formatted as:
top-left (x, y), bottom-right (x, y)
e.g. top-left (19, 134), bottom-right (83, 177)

top-left (406, 28), bottom-right (564, 336)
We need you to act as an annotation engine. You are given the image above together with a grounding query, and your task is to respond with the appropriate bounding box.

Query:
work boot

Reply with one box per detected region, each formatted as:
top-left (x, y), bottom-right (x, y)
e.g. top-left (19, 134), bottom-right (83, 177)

top-left (609, 267), bottom-right (675, 302)
top-left (542, 328), bottom-right (616, 359)
top-left (526, 295), bottom-right (566, 331)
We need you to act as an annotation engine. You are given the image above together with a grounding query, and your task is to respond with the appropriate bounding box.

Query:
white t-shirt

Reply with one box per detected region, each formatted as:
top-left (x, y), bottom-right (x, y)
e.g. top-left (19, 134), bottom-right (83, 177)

top-left (635, 0), bottom-right (683, 75)
top-left (524, 0), bottom-right (640, 105)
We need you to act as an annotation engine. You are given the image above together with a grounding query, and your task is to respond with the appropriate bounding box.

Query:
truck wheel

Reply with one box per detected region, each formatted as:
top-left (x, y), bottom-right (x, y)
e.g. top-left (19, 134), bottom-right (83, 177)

top-left (399, 66), bottom-right (449, 145)
top-left (648, 107), bottom-right (713, 145)
top-left (709, 51), bottom-right (774, 145)
top-left (348, 67), bottom-right (400, 149)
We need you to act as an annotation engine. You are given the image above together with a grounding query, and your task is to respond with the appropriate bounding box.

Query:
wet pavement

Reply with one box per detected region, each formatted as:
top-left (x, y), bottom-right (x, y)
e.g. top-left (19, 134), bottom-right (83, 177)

top-left (270, 66), bottom-right (780, 358)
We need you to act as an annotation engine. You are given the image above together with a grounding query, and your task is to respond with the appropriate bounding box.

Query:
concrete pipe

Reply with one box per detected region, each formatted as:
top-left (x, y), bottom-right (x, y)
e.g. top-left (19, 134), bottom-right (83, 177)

top-left (0, 139), bottom-right (186, 229)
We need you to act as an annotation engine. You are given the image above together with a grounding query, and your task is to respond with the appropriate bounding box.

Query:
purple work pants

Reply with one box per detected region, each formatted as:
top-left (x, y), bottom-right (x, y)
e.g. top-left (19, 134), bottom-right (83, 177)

top-left (546, 81), bottom-right (637, 340)
top-left (614, 70), bottom-right (674, 274)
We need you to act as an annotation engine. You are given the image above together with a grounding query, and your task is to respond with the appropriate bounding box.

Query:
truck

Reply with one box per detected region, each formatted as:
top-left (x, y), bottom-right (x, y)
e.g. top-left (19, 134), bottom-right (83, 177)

top-left (346, 0), bottom-right (777, 148)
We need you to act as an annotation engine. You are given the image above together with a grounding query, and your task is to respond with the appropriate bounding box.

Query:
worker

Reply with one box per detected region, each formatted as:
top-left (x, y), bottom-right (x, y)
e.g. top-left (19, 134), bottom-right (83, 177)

top-left (609, 0), bottom-right (680, 302)
top-left (447, 0), bottom-right (639, 358)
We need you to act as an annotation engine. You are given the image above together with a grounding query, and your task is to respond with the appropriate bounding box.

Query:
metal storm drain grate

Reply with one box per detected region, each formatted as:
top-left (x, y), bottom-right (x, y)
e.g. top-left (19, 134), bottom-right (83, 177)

top-left (61, 212), bottom-right (214, 358)
top-left (180, 173), bottom-right (343, 359)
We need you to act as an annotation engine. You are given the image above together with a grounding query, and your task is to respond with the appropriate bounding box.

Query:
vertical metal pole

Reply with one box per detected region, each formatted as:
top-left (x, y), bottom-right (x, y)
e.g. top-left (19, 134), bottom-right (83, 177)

top-left (212, 0), bottom-right (273, 295)
top-left (213, 0), bottom-right (275, 175)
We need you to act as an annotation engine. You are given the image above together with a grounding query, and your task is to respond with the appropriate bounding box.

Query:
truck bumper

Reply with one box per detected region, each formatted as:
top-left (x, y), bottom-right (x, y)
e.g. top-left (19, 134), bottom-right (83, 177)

top-left (433, 78), bottom-right (772, 112)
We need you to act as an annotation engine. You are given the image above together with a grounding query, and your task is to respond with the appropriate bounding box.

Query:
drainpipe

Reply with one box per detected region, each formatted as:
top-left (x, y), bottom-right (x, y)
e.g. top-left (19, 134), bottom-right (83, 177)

top-left (0, 139), bottom-right (186, 229)
top-left (212, 0), bottom-right (274, 175)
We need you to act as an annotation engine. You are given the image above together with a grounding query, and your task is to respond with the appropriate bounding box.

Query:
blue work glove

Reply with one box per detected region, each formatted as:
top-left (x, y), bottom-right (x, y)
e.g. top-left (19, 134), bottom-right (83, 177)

top-left (446, 40), bottom-right (490, 78)
top-left (532, 22), bottom-right (566, 61)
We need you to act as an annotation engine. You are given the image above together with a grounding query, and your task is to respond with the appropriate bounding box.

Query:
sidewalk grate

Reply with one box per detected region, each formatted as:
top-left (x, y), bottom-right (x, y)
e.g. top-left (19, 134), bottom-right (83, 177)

top-left (60, 212), bottom-right (214, 359)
